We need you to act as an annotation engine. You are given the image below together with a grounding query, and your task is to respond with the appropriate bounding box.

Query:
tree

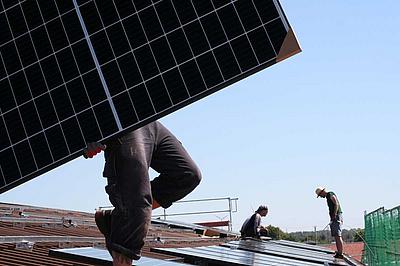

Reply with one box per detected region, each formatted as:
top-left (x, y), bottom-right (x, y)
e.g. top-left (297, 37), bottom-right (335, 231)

top-left (353, 228), bottom-right (365, 242)
top-left (266, 225), bottom-right (294, 240)
top-left (266, 225), bottom-right (284, 239)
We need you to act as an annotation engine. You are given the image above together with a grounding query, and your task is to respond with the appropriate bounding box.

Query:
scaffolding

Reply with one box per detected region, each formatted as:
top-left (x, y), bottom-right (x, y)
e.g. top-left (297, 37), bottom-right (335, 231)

top-left (363, 205), bottom-right (400, 265)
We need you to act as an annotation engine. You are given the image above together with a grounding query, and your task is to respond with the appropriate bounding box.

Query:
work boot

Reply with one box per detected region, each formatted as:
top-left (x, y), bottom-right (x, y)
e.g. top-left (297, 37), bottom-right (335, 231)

top-left (334, 252), bottom-right (344, 259)
top-left (95, 209), bottom-right (112, 240)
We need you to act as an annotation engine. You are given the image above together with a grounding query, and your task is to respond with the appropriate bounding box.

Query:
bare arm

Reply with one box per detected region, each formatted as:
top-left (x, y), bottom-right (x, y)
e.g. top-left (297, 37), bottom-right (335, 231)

top-left (254, 214), bottom-right (261, 237)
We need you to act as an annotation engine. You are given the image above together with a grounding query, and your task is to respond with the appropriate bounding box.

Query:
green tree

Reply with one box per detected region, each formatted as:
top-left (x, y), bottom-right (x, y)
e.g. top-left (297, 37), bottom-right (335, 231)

top-left (353, 228), bottom-right (365, 242)
top-left (266, 225), bottom-right (293, 240)
top-left (266, 225), bottom-right (283, 239)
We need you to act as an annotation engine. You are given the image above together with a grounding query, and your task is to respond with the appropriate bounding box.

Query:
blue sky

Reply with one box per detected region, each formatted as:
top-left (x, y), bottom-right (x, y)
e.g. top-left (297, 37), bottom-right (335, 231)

top-left (1, 1), bottom-right (399, 232)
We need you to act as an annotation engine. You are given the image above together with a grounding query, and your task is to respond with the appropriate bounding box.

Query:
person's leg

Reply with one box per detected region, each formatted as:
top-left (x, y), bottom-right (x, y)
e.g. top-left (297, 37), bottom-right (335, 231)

top-left (112, 251), bottom-right (133, 266)
top-left (335, 236), bottom-right (344, 255)
top-left (149, 121), bottom-right (201, 209)
top-left (335, 214), bottom-right (344, 255)
top-left (330, 215), bottom-right (344, 257)
top-left (103, 127), bottom-right (154, 264)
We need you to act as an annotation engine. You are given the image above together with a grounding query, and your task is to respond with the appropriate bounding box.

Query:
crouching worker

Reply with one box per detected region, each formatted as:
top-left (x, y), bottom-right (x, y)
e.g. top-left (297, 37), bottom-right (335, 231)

top-left (240, 205), bottom-right (269, 239)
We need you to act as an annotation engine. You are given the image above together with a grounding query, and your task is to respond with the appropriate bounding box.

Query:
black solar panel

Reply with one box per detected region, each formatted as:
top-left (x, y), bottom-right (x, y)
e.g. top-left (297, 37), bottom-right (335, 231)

top-left (49, 247), bottom-right (185, 265)
top-left (152, 245), bottom-right (324, 266)
top-left (271, 239), bottom-right (335, 254)
top-left (0, 0), bottom-right (300, 193)
top-left (221, 240), bottom-right (345, 265)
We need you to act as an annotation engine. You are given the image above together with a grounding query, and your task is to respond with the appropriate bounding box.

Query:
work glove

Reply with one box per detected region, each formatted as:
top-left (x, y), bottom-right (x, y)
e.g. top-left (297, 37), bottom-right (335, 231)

top-left (83, 142), bottom-right (106, 159)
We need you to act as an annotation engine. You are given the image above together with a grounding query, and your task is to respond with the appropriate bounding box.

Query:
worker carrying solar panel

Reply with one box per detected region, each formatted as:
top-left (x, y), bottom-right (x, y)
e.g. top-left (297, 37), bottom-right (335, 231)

top-left (83, 121), bottom-right (201, 266)
top-left (240, 205), bottom-right (269, 239)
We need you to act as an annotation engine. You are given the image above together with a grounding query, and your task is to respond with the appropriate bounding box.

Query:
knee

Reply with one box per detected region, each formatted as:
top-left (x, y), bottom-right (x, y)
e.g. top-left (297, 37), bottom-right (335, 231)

top-left (187, 165), bottom-right (202, 188)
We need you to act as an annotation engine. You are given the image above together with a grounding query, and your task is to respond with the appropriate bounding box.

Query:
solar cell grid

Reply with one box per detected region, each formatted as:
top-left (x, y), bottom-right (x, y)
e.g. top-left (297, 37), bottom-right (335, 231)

top-left (0, 0), bottom-right (300, 193)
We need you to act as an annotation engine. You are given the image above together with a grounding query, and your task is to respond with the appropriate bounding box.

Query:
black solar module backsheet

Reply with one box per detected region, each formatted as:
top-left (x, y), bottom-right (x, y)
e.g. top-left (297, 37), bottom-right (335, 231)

top-left (49, 247), bottom-right (185, 265)
top-left (0, 0), bottom-right (300, 193)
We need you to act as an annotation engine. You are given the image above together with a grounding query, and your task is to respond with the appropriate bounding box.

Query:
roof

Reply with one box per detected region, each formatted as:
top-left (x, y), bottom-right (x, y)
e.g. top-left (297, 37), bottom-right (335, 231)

top-left (0, 202), bottom-right (234, 265)
top-left (0, 202), bottom-right (363, 265)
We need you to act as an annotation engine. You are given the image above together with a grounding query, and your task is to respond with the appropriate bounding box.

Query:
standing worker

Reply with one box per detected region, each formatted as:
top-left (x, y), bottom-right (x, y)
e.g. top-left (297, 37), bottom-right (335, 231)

top-left (240, 205), bottom-right (269, 239)
top-left (84, 121), bottom-right (202, 266)
top-left (315, 187), bottom-right (344, 259)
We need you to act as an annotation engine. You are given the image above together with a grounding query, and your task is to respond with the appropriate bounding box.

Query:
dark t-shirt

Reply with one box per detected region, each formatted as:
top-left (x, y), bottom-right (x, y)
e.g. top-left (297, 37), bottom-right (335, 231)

top-left (326, 191), bottom-right (342, 216)
top-left (240, 213), bottom-right (262, 237)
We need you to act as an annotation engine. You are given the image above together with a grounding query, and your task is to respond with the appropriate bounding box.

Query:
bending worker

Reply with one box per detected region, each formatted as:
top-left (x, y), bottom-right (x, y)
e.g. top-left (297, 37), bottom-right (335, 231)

top-left (316, 187), bottom-right (344, 259)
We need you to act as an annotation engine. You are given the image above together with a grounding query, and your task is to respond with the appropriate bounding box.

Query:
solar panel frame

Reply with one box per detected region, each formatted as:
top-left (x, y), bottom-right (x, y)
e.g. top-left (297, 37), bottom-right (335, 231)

top-left (0, 0), bottom-right (300, 193)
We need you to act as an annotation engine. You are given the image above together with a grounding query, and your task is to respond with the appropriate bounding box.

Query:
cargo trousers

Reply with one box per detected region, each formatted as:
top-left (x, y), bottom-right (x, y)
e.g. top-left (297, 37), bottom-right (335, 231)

top-left (102, 121), bottom-right (201, 259)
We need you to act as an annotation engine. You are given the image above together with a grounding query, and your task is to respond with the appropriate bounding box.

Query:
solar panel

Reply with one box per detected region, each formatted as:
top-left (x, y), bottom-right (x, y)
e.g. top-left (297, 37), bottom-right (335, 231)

top-left (152, 245), bottom-right (323, 266)
top-left (0, 0), bottom-right (301, 193)
top-left (221, 240), bottom-right (346, 265)
top-left (49, 247), bottom-right (185, 265)
top-left (271, 239), bottom-right (335, 254)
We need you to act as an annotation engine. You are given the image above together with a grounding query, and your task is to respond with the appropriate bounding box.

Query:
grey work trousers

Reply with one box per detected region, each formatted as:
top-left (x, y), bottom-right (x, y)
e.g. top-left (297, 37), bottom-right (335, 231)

top-left (102, 121), bottom-right (201, 259)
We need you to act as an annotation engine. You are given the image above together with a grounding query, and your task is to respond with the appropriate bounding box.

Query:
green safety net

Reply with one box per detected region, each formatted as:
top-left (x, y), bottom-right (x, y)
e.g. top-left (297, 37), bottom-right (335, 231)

top-left (363, 205), bottom-right (400, 265)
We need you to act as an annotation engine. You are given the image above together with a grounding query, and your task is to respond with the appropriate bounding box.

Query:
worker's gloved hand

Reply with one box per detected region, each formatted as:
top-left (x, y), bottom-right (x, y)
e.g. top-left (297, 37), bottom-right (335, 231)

top-left (83, 142), bottom-right (106, 159)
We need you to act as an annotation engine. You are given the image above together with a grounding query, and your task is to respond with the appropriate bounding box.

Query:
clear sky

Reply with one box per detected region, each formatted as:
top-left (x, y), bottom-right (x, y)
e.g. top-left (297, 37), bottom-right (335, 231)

top-left (1, 1), bottom-right (399, 233)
